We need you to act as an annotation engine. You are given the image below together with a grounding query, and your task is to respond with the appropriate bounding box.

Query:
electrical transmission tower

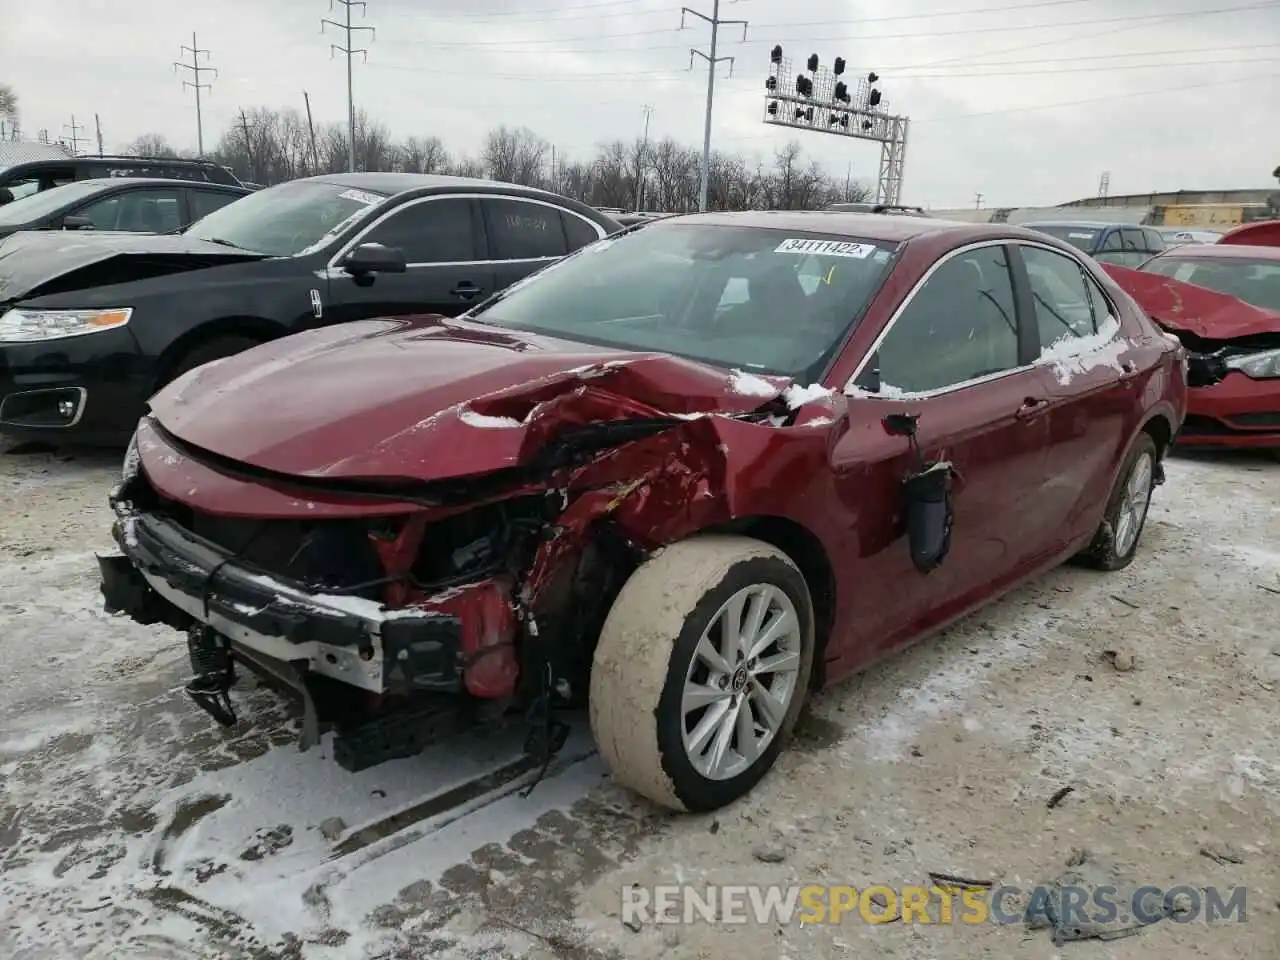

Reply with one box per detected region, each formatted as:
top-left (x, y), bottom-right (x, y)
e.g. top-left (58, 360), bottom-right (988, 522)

top-left (62, 116), bottom-right (89, 156)
top-left (681, 0), bottom-right (747, 212)
top-left (322, 0), bottom-right (375, 173)
top-left (174, 33), bottom-right (217, 156)
top-left (1098, 170), bottom-right (1111, 199)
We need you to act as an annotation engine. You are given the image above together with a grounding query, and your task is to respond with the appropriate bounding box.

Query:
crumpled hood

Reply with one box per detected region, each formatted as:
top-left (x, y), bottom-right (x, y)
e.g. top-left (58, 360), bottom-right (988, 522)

top-left (0, 230), bottom-right (266, 303)
top-left (1102, 262), bottom-right (1280, 340)
top-left (149, 316), bottom-right (792, 482)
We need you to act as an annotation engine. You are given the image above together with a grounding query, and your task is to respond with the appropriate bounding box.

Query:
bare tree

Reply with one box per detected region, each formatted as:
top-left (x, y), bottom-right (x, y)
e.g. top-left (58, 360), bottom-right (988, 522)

top-left (194, 103), bottom-right (870, 209)
top-left (482, 126), bottom-right (549, 187)
top-left (125, 133), bottom-right (180, 158)
top-left (0, 84), bottom-right (16, 120)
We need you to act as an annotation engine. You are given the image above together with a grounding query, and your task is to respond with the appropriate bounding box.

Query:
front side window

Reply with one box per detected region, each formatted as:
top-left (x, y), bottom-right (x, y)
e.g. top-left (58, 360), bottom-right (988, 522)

top-left (78, 187), bottom-right (183, 232)
top-left (1022, 245), bottom-right (1096, 349)
top-left (870, 245), bottom-right (1020, 394)
top-left (467, 223), bottom-right (896, 380)
top-left (483, 198), bottom-right (569, 260)
top-left (0, 179), bottom-right (106, 226)
top-left (184, 180), bottom-right (387, 256)
top-left (362, 197), bottom-right (476, 263)
top-left (1141, 256), bottom-right (1280, 312)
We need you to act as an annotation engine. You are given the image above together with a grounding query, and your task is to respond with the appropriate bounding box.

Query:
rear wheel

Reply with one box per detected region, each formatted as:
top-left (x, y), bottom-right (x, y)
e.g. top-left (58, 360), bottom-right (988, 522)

top-left (1076, 433), bottom-right (1159, 571)
top-left (160, 335), bottom-right (262, 389)
top-left (589, 535), bottom-right (814, 812)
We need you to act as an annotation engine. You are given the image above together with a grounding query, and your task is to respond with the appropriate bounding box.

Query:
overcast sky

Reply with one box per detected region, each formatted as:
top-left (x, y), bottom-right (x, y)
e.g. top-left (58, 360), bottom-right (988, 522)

top-left (4, 0), bottom-right (1278, 206)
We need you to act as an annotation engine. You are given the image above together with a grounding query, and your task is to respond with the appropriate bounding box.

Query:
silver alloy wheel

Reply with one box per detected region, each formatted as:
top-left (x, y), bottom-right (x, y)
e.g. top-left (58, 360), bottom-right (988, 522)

top-left (680, 583), bottom-right (803, 781)
top-left (1113, 450), bottom-right (1154, 558)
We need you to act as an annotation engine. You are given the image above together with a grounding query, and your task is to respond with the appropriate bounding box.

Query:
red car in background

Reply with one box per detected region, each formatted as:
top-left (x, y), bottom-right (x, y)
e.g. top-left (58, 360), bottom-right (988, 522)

top-left (1103, 242), bottom-right (1280, 450)
top-left (99, 214), bottom-right (1186, 812)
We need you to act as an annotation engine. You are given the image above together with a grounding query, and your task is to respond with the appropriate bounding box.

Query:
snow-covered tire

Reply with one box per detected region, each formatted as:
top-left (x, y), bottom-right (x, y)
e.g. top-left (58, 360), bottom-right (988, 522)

top-left (1075, 432), bottom-right (1158, 571)
top-left (589, 535), bottom-right (815, 812)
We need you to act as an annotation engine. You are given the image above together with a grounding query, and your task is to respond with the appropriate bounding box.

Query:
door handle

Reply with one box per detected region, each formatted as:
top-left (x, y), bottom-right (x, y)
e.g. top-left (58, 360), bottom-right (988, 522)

top-left (1015, 397), bottom-right (1049, 421)
top-left (450, 281), bottom-right (482, 299)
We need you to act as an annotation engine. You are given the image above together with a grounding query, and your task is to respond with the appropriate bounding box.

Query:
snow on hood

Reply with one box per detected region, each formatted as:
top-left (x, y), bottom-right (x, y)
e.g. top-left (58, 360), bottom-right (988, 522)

top-left (1102, 262), bottom-right (1280, 340)
top-left (148, 317), bottom-right (801, 482)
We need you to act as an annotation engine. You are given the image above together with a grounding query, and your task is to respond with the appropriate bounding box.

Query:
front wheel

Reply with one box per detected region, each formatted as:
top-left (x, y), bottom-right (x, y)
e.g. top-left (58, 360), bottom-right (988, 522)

top-left (589, 535), bottom-right (815, 812)
top-left (1076, 432), bottom-right (1159, 571)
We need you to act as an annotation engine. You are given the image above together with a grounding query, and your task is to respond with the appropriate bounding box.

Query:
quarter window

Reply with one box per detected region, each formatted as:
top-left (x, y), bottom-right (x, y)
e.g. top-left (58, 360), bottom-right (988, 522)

top-left (362, 197), bottom-right (476, 263)
top-left (870, 245), bottom-right (1020, 394)
top-left (483, 198), bottom-right (568, 260)
top-left (561, 210), bottom-right (603, 252)
top-left (1022, 245), bottom-right (1096, 350)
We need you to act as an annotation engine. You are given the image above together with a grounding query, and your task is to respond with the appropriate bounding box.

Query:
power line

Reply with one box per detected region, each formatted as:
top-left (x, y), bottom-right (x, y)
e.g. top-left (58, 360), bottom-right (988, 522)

top-left (322, 0), bottom-right (376, 174)
top-left (62, 115), bottom-right (89, 156)
top-left (681, 0), bottom-right (747, 212)
top-left (368, 44), bottom-right (1280, 83)
top-left (375, 1), bottom-right (1280, 51)
top-left (174, 32), bottom-right (217, 156)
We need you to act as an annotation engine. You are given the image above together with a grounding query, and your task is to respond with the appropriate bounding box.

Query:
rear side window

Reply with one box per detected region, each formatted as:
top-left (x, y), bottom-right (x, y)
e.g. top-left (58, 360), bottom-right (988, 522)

top-left (1099, 229), bottom-right (1124, 252)
top-left (483, 198), bottom-right (568, 260)
top-left (78, 187), bottom-right (183, 232)
top-left (1022, 245), bottom-right (1096, 348)
top-left (561, 210), bottom-right (603, 252)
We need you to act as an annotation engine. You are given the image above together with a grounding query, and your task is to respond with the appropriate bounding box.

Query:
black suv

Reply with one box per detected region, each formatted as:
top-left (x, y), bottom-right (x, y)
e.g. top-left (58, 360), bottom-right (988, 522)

top-left (0, 172), bottom-right (621, 444)
top-left (0, 156), bottom-right (243, 204)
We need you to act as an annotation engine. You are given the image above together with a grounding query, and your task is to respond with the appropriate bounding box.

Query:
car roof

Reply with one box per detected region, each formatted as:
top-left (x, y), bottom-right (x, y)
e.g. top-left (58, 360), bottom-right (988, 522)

top-left (647, 209), bottom-right (1040, 245)
top-left (1020, 220), bottom-right (1142, 230)
top-left (1152, 242), bottom-right (1280, 262)
top-left (69, 177), bottom-right (248, 191)
top-left (304, 171), bottom-right (568, 199)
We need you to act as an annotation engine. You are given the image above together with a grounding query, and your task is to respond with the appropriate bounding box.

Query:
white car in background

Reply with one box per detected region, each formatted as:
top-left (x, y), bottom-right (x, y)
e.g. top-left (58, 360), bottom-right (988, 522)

top-left (1158, 227), bottom-right (1223, 246)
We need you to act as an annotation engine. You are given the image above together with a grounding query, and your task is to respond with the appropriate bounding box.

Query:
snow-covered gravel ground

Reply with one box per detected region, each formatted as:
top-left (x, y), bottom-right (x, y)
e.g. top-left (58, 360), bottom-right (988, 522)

top-left (0, 439), bottom-right (1276, 959)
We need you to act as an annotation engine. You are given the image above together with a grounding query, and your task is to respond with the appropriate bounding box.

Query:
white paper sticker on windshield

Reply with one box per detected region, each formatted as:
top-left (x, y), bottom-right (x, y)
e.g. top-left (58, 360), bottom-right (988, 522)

top-left (339, 189), bottom-right (383, 206)
top-left (1067, 232), bottom-right (1094, 239)
top-left (775, 238), bottom-right (876, 258)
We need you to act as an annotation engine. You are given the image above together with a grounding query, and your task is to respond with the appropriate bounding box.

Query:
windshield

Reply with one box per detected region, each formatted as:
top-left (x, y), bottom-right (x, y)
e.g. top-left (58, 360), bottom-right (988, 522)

top-left (467, 222), bottom-right (897, 379)
top-left (0, 180), bottom-right (107, 226)
top-left (183, 180), bottom-right (387, 255)
top-left (1142, 256), bottom-right (1280, 312)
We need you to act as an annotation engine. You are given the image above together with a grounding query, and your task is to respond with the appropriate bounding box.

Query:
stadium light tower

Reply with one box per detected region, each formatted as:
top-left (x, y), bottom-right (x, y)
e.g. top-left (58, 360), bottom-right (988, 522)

top-left (763, 46), bottom-right (910, 206)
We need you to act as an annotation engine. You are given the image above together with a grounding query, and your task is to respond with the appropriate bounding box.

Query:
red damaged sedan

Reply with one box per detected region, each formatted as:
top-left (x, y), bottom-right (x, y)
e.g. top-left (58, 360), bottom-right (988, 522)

top-left (100, 213), bottom-right (1186, 812)
top-left (1102, 243), bottom-right (1280, 449)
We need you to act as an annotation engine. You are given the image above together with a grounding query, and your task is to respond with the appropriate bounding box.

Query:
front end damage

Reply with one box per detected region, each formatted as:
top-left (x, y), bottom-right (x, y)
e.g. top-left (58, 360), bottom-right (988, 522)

top-left (100, 361), bottom-right (833, 774)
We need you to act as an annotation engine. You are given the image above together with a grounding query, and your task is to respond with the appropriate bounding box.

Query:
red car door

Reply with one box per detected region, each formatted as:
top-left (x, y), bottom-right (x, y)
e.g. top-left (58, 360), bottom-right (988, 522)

top-left (828, 241), bottom-right (1054, 665)
top-left (1012, 242), bottom-right (1143, 550)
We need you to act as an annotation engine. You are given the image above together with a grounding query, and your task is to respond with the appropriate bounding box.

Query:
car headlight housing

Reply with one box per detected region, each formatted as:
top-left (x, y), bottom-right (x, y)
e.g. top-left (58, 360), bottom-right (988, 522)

top-left (1224, 348), bottom-right (1280, 380)
top-left (0, 307), bottom-right (132, 343)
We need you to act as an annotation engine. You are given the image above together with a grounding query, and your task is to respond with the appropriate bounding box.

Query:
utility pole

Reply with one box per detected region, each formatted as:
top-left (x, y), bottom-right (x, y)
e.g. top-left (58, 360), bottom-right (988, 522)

top-left (974, 192), bottom-right (984, 209)
top-left (303, 91), bottom-right (321, 173)
top-left (62, 116), bottom-right (88, 156)
top-left (322, 0), bottom-right (375, 173)
top-left (239, 109), bottom-right (256, 182)
top-left (94, 114), bottom-right (104, 156)
top-left (681, 0), bottom-right (747, 212)
top-left (174, 32), bottom-right (216, 156)
top-left (549, 144), bottom-right (557, 191)
top-left (634, 104), bottom-right (653, 212)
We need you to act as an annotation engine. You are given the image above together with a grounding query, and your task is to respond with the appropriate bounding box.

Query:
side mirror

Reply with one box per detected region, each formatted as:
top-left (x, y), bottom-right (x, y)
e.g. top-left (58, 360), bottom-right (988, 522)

top-left (0, 188), bottom-right (13, 206)
top-left (62, 215), bottom-right (94, 230)
top-left (343, 242), bottom-right (406, 276)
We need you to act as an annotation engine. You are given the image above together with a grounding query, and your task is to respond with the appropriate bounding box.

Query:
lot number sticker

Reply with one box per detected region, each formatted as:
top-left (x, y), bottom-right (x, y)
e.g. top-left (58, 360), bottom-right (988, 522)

top-left (775, 238), bottom-right (876, 258)
top-left (339, 189), bottom-right (384, 206)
